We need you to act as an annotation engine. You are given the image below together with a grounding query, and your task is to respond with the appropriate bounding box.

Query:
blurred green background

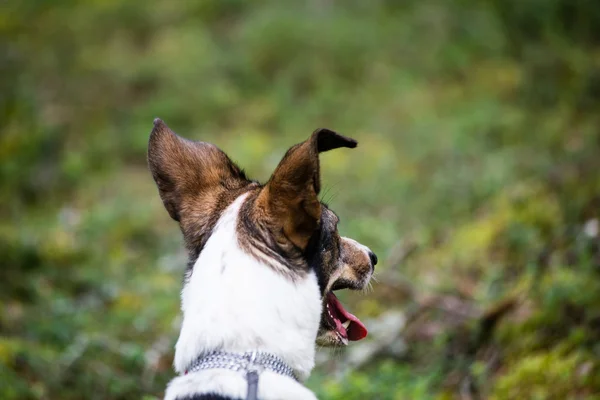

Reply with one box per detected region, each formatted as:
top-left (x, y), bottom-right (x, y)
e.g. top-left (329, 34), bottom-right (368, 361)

top-left (2, 1), bottom-right (600, 399)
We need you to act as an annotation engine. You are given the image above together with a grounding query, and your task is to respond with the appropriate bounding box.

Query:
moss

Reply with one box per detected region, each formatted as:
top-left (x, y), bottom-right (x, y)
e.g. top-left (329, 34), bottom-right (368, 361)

top-left (490, 349), bottom-right (598, 399)
top-left (405, 183), bottom-right (562, 303)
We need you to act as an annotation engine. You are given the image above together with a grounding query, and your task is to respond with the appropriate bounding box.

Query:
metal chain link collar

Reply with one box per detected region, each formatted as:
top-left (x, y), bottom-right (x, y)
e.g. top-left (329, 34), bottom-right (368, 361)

top-left (184, 350), bottom-right (299, 382)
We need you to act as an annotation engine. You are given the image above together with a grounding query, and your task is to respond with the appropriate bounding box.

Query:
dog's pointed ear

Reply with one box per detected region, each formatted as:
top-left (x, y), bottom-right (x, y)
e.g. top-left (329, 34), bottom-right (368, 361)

top-left (147, 118), bottom-right (249, 222)
top-left (258, 128), bottom-right (357, 249)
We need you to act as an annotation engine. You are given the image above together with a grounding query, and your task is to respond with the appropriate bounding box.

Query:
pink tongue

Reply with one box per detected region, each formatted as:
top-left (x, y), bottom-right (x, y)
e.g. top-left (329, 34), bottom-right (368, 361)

top-left (327, 292), bottom-right (368, 341)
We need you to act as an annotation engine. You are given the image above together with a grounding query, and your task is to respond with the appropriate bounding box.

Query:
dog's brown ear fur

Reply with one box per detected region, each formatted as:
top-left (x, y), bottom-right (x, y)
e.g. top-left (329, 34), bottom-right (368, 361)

top-left (258, 128), bottom-right (357, 249)
top-left (148, 119), bottom-right (251, 252)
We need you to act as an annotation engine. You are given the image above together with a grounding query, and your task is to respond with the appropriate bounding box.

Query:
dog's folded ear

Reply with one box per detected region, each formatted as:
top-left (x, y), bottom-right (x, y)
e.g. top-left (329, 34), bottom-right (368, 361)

top-left (258, 128), bottom-right (357, 249)
top-left (147, 118), bottom-right (249, 222)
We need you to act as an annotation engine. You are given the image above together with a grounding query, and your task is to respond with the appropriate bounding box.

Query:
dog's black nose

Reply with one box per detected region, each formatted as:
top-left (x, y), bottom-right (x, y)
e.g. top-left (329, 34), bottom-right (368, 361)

top-left (369, 251), bottom-right (378, 268)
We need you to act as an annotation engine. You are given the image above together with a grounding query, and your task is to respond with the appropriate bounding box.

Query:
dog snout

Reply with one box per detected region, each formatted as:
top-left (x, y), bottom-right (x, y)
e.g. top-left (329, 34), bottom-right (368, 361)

top-left (368, 251), bottom-right (378, 269)
top-left (338, 237), bottom-right (376, 288)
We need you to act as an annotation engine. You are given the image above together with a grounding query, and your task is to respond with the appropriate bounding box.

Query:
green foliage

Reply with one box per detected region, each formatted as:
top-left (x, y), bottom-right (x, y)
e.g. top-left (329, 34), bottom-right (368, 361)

top-left (490, 349), bottom-right (597, 400)
top-left (310, 361), bottom-right (441, 400)
top-left (3, 0), bottom-right (600, 398)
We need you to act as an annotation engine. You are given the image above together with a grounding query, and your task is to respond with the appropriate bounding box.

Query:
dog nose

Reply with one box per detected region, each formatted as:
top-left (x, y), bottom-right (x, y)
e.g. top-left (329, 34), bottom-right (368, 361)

top-left (369, 251), bottom-right (378, 268)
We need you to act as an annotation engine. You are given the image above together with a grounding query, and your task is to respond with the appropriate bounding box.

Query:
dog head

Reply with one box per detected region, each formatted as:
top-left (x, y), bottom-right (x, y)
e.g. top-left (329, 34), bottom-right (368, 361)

top-left (148, 119), bottom-right (376, 347)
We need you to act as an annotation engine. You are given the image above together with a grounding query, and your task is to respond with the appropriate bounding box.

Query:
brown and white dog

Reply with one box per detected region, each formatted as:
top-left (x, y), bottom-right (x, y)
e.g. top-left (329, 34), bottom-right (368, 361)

top-left (148, 119), bottom-right (377, 400)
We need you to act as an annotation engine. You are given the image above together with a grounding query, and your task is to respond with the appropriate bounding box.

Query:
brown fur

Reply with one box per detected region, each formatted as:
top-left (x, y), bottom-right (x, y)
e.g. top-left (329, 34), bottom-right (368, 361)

top-left (256, 128), bottom-right (356, 250)
top-left (148, 119), bottom-right (258, 267)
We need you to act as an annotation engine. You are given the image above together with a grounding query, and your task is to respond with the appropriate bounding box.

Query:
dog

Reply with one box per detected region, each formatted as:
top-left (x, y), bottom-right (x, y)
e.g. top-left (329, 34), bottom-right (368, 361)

top-left (148, 119), bottom-right (377, 400)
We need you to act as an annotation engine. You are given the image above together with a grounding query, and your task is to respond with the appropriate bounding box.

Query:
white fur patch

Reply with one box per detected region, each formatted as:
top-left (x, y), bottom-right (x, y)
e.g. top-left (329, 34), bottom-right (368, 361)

top-left (171, 193), bottom-right (322, 398)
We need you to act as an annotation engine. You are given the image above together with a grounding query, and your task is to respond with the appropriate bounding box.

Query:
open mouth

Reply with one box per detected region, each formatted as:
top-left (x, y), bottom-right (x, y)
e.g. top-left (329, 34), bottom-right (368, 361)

top-left (324, 291), bottom-right (368, 345)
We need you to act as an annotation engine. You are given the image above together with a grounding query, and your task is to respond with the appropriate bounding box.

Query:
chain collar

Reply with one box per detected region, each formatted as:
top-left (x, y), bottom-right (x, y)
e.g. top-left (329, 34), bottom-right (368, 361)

top-left (184, 350), bottom-right (299, 382)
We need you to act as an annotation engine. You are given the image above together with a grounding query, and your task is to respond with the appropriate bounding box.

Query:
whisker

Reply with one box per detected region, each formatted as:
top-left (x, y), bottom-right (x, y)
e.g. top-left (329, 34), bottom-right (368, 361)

top-left (320, 185), bottom-right (333, 204)
top-left (333, 345), bottom-right (343, 363)
top-left (327, 190), bottom-right (341, 204)
top-left (359, 279), bottom-right (375, 294)
top-left (323, 182), bottom-right (342, 205)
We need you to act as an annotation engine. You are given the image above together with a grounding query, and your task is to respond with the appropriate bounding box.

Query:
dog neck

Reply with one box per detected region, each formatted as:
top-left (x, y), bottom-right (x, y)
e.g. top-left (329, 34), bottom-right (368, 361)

top-left (173, 193), bottom-right (322, 383)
